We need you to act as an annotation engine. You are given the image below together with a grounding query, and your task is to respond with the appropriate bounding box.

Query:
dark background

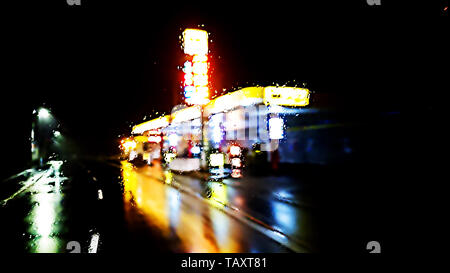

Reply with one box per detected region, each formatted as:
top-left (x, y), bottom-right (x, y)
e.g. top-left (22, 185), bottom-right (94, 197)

top-left (1, 1), bottom-right (447, 181)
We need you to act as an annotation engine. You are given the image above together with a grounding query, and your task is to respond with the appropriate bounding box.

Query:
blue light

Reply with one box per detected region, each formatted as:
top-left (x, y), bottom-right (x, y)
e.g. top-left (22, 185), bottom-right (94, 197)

top-left (183, 61), bottom-right (192, 73)
top-left (184, 86), bottom-right (195, 98)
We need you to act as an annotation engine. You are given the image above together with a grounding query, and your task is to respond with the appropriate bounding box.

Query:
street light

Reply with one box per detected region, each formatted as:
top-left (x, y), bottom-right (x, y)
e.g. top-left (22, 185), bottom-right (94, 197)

top-left (33, 107), bottom-right (57, 166)
top-left (38, 108), bottom-right (51, 119)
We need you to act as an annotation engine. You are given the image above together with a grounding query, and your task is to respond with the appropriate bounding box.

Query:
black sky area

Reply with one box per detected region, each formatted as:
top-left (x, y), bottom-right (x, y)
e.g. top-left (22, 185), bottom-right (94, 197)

top-left (1, 1), bottom-right (448, 177)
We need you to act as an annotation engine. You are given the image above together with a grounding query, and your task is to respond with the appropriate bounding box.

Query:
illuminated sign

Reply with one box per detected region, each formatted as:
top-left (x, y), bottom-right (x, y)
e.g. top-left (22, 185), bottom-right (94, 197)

top-left (264, 87), bottom-right (310, 107)
top-left (134, 135), bottom-right (151, 143)
top-left (132, 116), bottom-right (170, 134)
top-left (148, 136), bottom-right (162, 143)
top-left (192, 74), bottom-right (208, 87)
top-left (183, 61), bottom-right (193, 73)
top-left (122, 140), bottom-right (136, 150)
top-left (192, 61), bottom-right (207, 75)
top-left (182, 28), bottom-right (210, 105)
top-left (184, 86), bottom-right (195, 99)
top-left (186, 96), bottom-right (209, 106)
top-left (145, 129), bottom-right (161, 136)
top-left (204, 87), bottom-right (264, 116)
top-left (183, 29), bottom-right (208, 56)
top-left (171, 105), bottom-right (202, 124)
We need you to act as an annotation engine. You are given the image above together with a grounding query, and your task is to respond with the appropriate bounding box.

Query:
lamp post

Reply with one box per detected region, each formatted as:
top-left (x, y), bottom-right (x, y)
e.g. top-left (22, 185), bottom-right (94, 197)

top-left (31, 109), bottom-right (38, 164)
top-left (32, 107), bottom-right (57, 166)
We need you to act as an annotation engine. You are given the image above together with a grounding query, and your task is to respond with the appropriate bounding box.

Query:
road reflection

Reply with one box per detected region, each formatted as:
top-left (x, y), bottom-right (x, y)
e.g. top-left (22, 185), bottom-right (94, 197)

top-left (25, 161), bottom-right (65, 253)
top-left (121, 161), bottom-right (288, 252)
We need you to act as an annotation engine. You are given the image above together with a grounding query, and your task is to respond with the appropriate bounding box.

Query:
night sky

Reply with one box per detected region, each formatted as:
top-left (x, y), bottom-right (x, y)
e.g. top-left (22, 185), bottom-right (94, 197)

top-left (1, 1), bottom-right (448, 177)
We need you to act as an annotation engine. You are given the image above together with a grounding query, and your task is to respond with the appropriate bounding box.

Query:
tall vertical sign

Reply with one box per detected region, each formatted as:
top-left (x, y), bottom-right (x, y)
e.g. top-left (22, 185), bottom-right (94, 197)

top-left (182, 28), bottom-right (209, 105)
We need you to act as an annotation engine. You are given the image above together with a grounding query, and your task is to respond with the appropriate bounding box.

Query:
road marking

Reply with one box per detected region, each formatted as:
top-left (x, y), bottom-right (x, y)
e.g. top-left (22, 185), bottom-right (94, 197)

top-left (0, 168), bottom-right (52, 206)
top-left (97, 189), bottom-right (103, 200)
top-left (88, 233), bottom-right (100, 253)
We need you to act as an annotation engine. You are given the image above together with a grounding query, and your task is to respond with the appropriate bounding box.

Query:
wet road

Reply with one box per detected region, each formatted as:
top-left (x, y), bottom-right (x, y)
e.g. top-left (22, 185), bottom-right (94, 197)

top-left (120, 161), bottom-right (294, 252)
top-left (1, 157), bottom-right (310, 253)
top-left (0, 159), bottom-right (104, 253)
top-left (0, 155), bottom-right (396, 253)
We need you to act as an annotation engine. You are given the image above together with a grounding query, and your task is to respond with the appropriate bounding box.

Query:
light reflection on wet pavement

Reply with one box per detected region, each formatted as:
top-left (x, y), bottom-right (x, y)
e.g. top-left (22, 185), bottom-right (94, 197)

top-left (0, 161), bottom-right (67, 253)
top-left (0, 158), bottom-right (313, 253)
top-left (171, 172), bottom-right (317, 251)
top-left (1, 159), bottom-right (104, 253)
top-left (121, 161), bottom-right (303, 253)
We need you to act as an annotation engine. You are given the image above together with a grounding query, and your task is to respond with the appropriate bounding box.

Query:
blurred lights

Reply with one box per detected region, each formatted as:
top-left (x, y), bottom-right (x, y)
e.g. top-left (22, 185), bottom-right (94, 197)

top-left (168, 134), bottom-right (179, 146)
top-left (212, 126), bottom-right (223, 143)
top-left (230, 145), bottom-right (241, 156)
top-left (129, 150), bottom-right (137, 160)
top-left (183, 61), bottom-right (193, 73)
top-left (186, 96), bottom-right (210, 106)
top-left (264, 87), bottom-right (310, 107)
top-left (148, 136), bottom-right (162, 143)
top-left (231, 169), bottom-right (242, 178)
top-left (192, 74), bottom-right (208, 87)
top-left (182, 28), bottom-right (209, 105)
top-left (192, 54), bottom-right (208, 63)
top-left (209, 182), bottom-right (227, 207)
top-left (164, 152), bottom-right (176, 163)
top-left (38, 108), bottom-right (50, 119)
top-left (231, 158), bottom-right (241, 168)
top-left (164, 170), bottom-right (173, 184)
top-left (191, 146), bottom-right (201, 155)
top-left (122, 140), bottom-right (137, 150)
top-left (209, 153), bottom-right (225, 167)
top-left (269, 117), bottom-right (284, 139)
top-left (27, 162), bottom-right (64, 252)
top-left (192, 61), bottom-right (208, 75)
top-left (183, 29), bottom-right (208, 56)
top-left (132, 116), bottom-right (170, 134)
top-left (171, 105), bottom-right (202, 124)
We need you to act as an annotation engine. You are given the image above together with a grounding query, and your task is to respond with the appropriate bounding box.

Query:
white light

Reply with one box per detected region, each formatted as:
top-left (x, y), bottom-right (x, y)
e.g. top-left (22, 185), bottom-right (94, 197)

top-left (88, 233), bottom-right (100, 253)
top-left (230, 146), bottom-right (241, 156)
top-left (191, 146), bottom-right (201, 154)
top-left (38, 108), bottom-right (50, 119)
top-left (164, 153), bottom-right (176, 163)
top-left (210, 153), bottom-right (224, 167)
top-left (53, 131), bottom-right (61, 138)
top-left (269, 117), bottom-right (284, 139)
top-left (231, 158), bottom-right (241, 168)
top-left (148, 136), bottom-right (162, 143)
top-left (168, 134), bottom-right (179, 146)
top-left (269, 105), bottom-right (283, 113)
top-left (231, 169), bottom-right (242, 178)
top-left (129, 151), bottom-right (137, 161)
top-left (97, 189), bottom-right (103, 200)
top-left (183, 29), bottom-right (208, 56)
